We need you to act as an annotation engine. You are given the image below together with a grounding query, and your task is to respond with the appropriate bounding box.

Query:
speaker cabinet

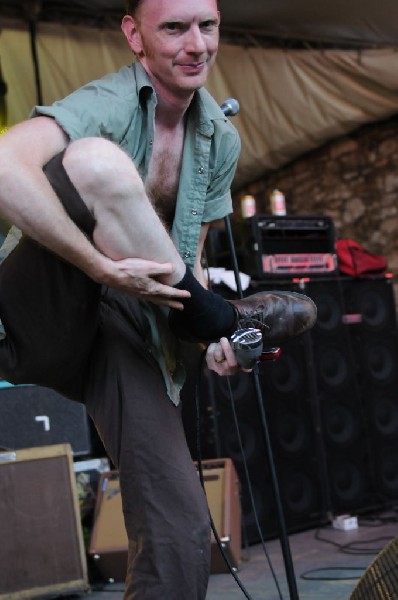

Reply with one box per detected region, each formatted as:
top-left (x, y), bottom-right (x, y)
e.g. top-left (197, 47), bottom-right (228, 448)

top-left (197, 458), bottom-right (241, 573)
top-left (204, 276), bottom-right (398, 543)
top-left (89, 461), bottom-right (241, 581)
top-left (209, 338), bottom-right (326, 544)
top-left (89, 471), bottom-right (128, 583)
top-left (0, 444), bottom-right (89, 600)
top-left (306, 276), bottom-right (398, 508)
top-left (0, 383), bottom-right (91, 456)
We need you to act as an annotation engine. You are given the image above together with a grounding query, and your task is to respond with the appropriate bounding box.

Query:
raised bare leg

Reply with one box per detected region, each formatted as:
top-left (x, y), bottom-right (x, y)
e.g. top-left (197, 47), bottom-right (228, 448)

top-left (62, 137), bottom-right (186, 285)
top-left (61, 137), bottom-right (317, 344)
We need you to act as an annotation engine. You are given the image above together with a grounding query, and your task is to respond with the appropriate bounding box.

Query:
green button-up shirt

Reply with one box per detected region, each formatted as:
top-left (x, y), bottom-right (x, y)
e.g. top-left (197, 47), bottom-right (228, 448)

top-left (31, 61), bottom-right (241, 404)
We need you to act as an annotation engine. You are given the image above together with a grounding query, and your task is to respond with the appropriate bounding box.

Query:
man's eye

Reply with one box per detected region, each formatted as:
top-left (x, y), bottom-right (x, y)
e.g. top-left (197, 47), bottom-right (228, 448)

top-left (200, 21), bottom-right (218, 32)
top-left (164, 22), bottom-right (183, 33)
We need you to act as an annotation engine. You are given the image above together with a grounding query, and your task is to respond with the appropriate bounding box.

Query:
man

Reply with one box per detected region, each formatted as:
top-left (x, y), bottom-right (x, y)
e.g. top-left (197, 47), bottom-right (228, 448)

top-left (0, 0), bottom-right (316, 598)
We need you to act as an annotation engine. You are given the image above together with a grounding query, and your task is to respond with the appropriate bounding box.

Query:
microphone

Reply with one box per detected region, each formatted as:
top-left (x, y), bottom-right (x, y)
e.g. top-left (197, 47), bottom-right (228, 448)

top-left (230, 327), bottom-right (263, 370)
top-left (220, 98), bottom-right (240, 117)
top-left (230, 327), bottom-right (282, 369)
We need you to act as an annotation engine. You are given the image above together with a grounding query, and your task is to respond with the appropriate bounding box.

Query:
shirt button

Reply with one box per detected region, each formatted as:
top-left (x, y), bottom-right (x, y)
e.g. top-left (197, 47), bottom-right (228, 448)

top-left (198, 167), bottom-right (205, 174)
top-left (191, 209), bottom-right (198, 216)
top-left (149, 139), bottom-right (153, 146)
top-left (184, 251), bottom-right (191, 259)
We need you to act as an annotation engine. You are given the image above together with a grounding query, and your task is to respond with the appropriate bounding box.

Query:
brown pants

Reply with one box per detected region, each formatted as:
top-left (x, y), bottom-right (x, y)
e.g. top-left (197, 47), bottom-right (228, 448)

top-left (0, 152), bottom-right (211, 599)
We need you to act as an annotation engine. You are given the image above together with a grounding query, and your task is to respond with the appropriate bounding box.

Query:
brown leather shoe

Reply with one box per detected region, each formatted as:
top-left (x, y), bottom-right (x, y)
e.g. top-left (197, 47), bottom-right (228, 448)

top-left (229, 291), bottom-right (317, 343)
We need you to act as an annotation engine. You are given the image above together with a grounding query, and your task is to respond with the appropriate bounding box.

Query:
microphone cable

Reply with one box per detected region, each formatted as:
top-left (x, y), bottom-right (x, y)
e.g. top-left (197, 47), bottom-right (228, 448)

top-left (199, 236), bottom-right (284, 597)
top-left (195, 349), bottom-right (255, 600)
top-left (194, 349), bottom-right (285, 599)
top-left (225, 373), bottom-right (284, 600)
top-left (222, 212), bottom-right (300, 600)
top-left (198, 100), bottom-right (294, 597)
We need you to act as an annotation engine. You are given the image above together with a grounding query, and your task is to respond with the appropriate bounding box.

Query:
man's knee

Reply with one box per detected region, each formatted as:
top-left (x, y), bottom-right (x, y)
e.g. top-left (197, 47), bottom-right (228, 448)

top-left (62, 138), bottom-right (145, 211)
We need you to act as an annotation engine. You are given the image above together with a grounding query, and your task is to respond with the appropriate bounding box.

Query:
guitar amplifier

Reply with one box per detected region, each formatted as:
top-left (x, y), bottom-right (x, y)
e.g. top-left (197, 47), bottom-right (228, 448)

top-left (89, 471), bottom-right (128, 583)
top-left (242, 215), bottom-right (337, 279)
top-left (0, 444), bottom-right (89, 599)
top-left (0, 382), bottom-right (91, 456)
top-left (196, 458), bottom-right (241, 573)
top-left (89, 460), bottom-right (241, 581)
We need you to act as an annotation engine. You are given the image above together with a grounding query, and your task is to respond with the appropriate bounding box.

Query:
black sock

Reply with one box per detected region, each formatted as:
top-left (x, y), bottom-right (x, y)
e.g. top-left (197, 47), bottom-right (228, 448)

top-left (168, 266), bottom-right (237, 342)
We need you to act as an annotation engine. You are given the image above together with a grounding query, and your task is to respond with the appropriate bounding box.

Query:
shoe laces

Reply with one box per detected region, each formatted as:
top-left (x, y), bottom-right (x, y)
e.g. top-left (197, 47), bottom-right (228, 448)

top-left (237, 311), bottom-right (271, 335)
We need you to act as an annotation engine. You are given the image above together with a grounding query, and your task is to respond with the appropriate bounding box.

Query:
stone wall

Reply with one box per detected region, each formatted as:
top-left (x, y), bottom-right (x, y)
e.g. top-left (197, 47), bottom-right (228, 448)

top-left (232, 114), bottom-right (398, 308)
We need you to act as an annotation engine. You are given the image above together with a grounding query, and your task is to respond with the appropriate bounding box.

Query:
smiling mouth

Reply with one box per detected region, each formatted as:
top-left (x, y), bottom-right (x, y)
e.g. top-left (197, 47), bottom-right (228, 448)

top-left (178, 62), bottom-right (206, 71)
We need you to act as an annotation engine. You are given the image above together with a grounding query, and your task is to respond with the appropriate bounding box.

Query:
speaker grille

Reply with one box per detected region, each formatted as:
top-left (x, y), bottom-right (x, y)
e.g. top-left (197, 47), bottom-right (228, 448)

top-left (198, 276), bottom-right (398, 543)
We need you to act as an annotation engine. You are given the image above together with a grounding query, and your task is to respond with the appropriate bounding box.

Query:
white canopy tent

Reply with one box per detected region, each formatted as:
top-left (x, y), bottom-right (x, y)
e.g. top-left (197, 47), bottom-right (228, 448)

top-left (1, 0), bottom-right (398, 47)
top-left (1, 0), bottom-right (398, 190)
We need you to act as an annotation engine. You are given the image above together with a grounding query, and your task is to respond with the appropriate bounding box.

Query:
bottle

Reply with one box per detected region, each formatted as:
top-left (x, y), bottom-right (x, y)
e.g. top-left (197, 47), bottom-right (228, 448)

top-left (241, 194), bottom-right (256, 218)
top-left (270, 189), bottom-right (286, 215)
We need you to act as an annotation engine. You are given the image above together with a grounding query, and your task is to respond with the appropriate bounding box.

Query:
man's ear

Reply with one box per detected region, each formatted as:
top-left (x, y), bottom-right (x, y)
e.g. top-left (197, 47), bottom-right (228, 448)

top-left (121, 15), bottom-right (144, 56)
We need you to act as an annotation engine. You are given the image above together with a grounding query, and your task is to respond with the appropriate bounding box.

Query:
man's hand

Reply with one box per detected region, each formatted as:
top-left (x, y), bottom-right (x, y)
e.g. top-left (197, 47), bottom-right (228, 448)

top-left (206, 337), bottom-right (239, 376)
top-left (99, 257), bottom-right (191, 309)
top-left (207, 337), bottom-right (256, 376)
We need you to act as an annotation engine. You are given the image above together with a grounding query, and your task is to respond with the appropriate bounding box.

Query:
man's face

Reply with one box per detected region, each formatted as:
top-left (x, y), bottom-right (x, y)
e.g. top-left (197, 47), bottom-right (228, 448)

top-left (122, 0), bottom-right (220, 97)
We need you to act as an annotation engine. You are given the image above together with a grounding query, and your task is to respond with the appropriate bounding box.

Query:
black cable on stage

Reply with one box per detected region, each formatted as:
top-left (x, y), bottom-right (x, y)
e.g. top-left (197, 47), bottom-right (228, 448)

top-left (194, 349), bottom-right (255, 600)
top-left (192, 99), bottom-right (296, 598)
top-left (223, 213), bottom-right (300, 600)
top-left (226, 375), bottom-right (284, 600)
top-left (300, 566), bottom-right (366, 581)
top-left (191, 349), bottom-right (286, 599)
top-left (299, 525), bottom-right (397, 583)
top-left (315, 527), bottom-right (395, 555)
top-left (358, 513), bottom-right (398, 526)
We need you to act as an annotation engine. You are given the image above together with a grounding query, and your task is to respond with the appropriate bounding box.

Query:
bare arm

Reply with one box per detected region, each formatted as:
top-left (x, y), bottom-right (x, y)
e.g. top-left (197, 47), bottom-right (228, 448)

top-left (0, 117), bottom-right (189, 306)
top-left (0, 117), bottom-right (108, 280)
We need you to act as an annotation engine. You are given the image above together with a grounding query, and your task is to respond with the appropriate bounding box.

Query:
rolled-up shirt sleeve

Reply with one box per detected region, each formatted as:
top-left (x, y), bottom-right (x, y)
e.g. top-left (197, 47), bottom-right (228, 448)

top-left (202, 123), bottom-right (241, 223)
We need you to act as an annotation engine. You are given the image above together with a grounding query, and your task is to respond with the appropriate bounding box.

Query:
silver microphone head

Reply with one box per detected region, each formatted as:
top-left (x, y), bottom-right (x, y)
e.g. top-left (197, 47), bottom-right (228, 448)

top-left (230, 327), bottom-right (262, 350)
top-left (220, 98), bottom-right (240, 117)
top-left (230, 327), bottom-right (263, 369)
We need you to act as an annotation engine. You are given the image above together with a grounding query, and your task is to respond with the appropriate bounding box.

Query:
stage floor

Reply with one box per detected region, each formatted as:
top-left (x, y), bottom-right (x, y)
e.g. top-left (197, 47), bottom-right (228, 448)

top-left (84, 509), bottom-right (398, 600)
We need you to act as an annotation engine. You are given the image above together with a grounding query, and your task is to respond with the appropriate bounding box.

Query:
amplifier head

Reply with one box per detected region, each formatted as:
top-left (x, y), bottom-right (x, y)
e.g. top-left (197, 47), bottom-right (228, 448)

top-left (242, 215), bottom-right (337, 279)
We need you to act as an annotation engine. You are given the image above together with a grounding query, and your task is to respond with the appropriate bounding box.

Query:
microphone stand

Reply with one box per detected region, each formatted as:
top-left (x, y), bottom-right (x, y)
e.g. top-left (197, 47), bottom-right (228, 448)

top-left (224, 214), bottom-right (300, 600)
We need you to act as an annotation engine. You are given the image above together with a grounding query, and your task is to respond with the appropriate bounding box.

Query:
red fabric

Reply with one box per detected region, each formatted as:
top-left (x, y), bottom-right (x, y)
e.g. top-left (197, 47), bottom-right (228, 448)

top-left (336, 239), bottom-right (387, 277)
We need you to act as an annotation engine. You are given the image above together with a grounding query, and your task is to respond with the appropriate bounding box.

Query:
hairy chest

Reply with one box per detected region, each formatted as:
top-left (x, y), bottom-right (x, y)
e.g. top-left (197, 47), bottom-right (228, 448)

top-left (145, 127), bottom-right (185, 230)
